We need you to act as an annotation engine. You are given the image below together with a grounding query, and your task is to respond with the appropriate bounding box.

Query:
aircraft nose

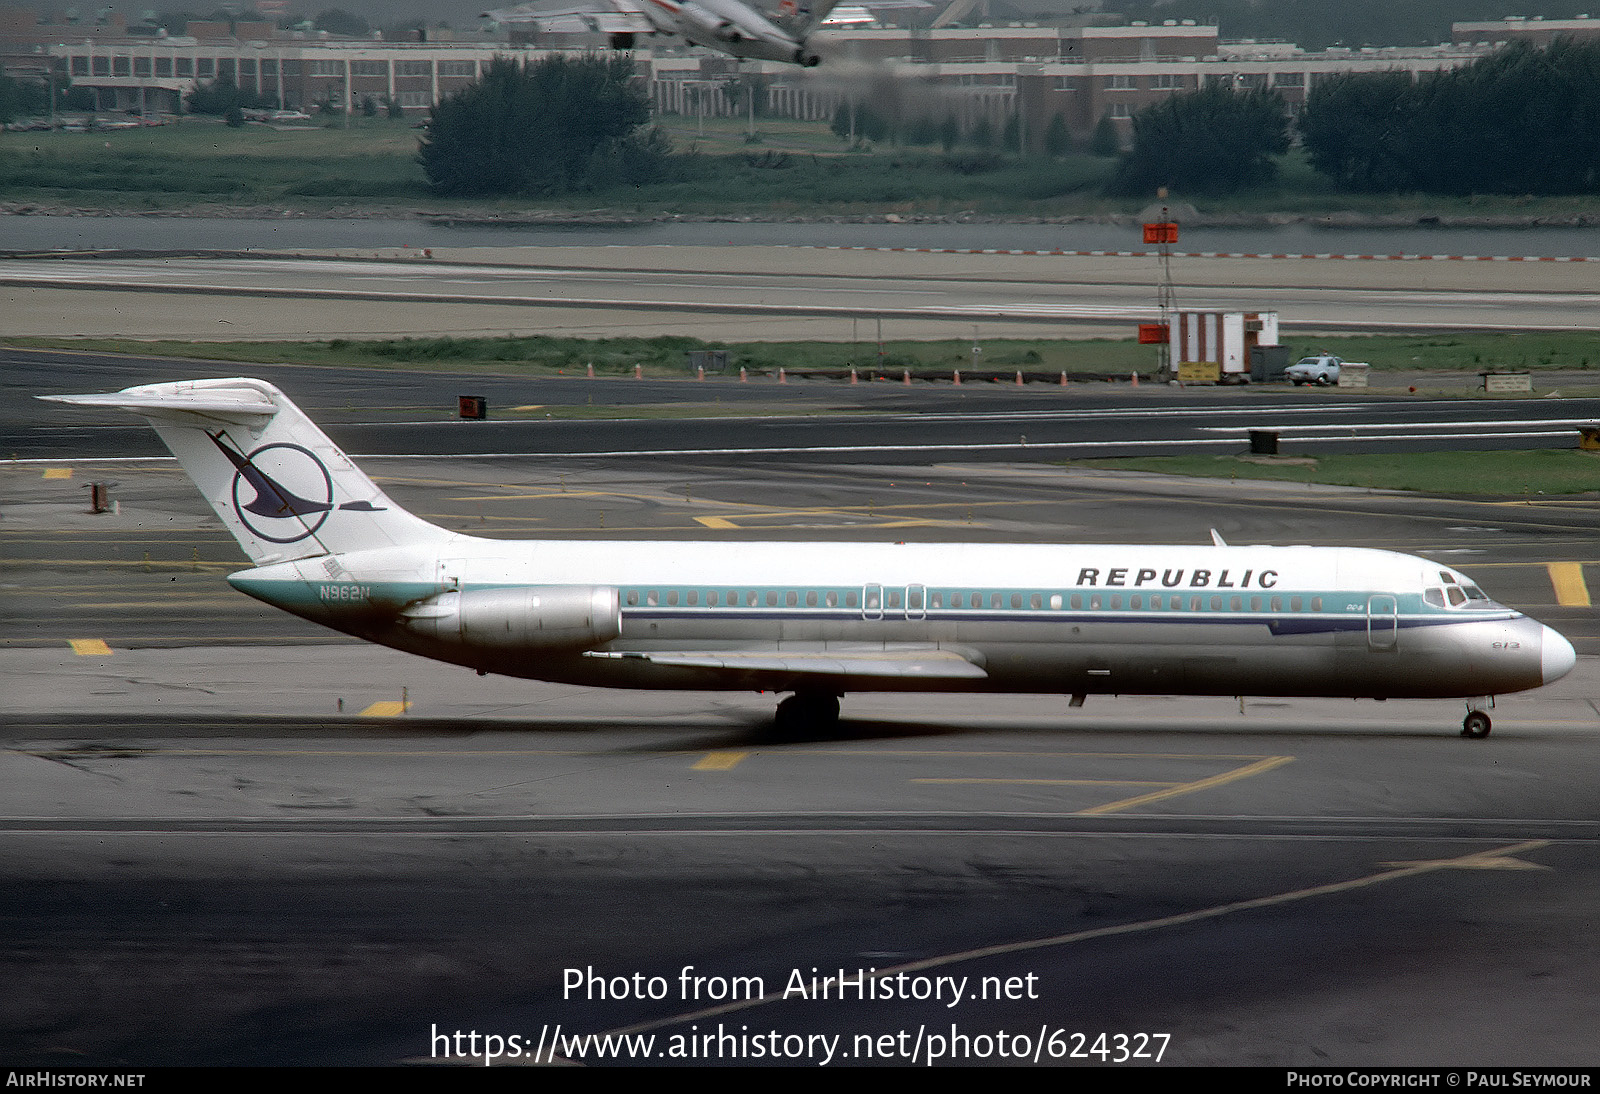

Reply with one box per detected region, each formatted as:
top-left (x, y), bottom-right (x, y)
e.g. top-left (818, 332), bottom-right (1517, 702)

top-left (1542, 625), bottom-right (1577, 684)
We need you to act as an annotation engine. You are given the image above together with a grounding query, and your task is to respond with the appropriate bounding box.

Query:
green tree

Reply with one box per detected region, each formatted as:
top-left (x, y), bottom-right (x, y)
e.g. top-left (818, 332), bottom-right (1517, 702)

top-left (830, 101), bottom-right (888, 143)
top-left (1109, 85), bottom-right (1290, 195)
top-left (186, 76), bottom-right (261, 116)
top-left (417, 54), bottom-right (667, 197)
top-left (1301, 38), bottom-right (1600, 195)
top-left (1044, 113), bottom-right (1071, 157)
top-left (1001, 111), bottom-right (1021, 155)
top-left (968, 115), bottom-right (994, 150)
top-left (1089, 113), bottom-right (1119, 156)
top-left (1298, 70), bottom-right (1417, 191)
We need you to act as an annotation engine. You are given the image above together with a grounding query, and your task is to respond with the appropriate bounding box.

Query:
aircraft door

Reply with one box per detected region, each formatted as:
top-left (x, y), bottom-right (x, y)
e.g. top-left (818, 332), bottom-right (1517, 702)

top-left (1367, 594), bottom-right (1398, 651)
top-left (906, 584), bottom-right (926, 620)
top-left (862, 583), bottom-right (883, 620)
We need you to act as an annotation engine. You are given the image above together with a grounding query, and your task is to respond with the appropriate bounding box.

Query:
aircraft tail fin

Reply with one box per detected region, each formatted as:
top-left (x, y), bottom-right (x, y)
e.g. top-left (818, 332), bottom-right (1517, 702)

top-left (41, 378), bottom-right (450, 565)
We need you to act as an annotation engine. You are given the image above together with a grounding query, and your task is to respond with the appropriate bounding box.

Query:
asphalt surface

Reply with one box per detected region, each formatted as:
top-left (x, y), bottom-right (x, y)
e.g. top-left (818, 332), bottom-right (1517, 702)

top-left (9, 346), bottom-right (1600, 464)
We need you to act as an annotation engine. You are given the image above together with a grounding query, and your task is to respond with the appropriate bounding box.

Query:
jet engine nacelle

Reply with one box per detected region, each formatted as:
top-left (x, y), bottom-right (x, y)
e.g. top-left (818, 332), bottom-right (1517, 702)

top-left (677, 3), bottom-right (748, 42)
top-left (404, 585), bottom-right (621, 650)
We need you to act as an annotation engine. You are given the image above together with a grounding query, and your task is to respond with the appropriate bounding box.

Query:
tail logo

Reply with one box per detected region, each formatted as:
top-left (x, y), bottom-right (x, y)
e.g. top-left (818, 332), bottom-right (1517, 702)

top-left (208, 432), bottom-right (388, 544)
top-left (212, 434), bottom-right (334, 543)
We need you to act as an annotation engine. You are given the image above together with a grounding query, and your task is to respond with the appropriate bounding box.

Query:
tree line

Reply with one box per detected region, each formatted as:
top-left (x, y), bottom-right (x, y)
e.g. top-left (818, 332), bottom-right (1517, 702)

top-left (1300, 38), bottom-right (1600, 194)
top-left (1115, 37), bottom-right (1600, 197)
top-left (411, 40), bottom-right (1600, 200)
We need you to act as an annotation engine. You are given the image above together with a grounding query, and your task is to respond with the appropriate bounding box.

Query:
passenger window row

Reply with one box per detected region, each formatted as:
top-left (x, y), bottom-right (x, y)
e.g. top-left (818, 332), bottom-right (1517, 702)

top-left (622, 588), bottom-right (1327, 613)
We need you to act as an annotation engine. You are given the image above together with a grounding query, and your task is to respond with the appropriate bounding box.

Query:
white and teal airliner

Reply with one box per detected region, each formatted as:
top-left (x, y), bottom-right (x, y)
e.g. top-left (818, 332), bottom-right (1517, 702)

top-left (45, 377), bottom-right (1577, 738)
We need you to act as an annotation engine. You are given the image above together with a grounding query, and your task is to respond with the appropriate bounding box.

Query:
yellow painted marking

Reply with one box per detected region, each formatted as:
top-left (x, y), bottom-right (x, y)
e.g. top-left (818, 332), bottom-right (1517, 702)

top-left (692, 751), bottom-right (750, 771)
top-left (871, 518), bottom-right (970, 529)
top-left (359, 700), bottom-right (409, 717)
top-left (42, 468), bottom-right (72, 480)
top-left (913, 778), bottom-right (1174, 787)
top-left (511, 405), bottom-right (544, 411)
top-left (1077, 755), bottom-right (1294, 815)
top-left (1546, 562), bottom-right (1591, 607)
top-left (693, 516), bottom-right (740, 530)
top-left (67, 638), bottom-right (112, 656)
top-left (597, 840), bottom-right (1555, 1039)
top-left (1380, 847), bottom-right (1551, 871)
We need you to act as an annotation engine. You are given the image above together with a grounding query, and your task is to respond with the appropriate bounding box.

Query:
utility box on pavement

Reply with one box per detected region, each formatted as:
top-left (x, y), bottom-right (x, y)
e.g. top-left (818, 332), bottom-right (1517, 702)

top-left (1337, 362), bottom-right (1370, 388)
top-left (1249, 345), bottom-right (1290, 382)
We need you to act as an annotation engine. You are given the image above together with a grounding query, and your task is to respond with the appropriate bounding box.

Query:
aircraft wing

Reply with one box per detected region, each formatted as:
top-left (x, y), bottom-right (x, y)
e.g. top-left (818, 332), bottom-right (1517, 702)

top-left (587, 644), bottom-right (987, 680)
top-left (821, 0), bottom-right (931, 25)
top-left (482, 2), bottom-right (655, 34)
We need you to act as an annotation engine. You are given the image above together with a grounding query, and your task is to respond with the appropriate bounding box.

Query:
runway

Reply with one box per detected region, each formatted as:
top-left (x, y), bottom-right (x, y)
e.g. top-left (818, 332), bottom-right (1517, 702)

top-left (5, 245), bottom-right (1600, 340)
top-left (10, 346), bottom-right (1600, 464)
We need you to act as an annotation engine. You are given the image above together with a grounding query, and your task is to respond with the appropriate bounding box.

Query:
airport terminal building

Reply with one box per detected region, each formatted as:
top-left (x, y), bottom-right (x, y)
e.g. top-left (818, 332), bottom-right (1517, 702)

top-left (0, 9), bottom-right (1575, 145)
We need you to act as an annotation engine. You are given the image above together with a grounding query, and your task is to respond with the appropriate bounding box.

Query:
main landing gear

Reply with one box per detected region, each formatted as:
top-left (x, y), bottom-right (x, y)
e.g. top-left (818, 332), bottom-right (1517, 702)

top-left (773, 690), bottom-right (840, 737)
top-left (1462, 698), bottom-right (1495, 739)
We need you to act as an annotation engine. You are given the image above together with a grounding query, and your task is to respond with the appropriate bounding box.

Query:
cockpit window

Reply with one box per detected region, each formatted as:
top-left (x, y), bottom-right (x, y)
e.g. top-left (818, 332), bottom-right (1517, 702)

top-left (1424, 588), bottom-right (1446, 608)
top-left (1446, 586), bottom-right (1467, 606)
top-left (1439, 572), bottom-right (1457, 584)
top-left (1463, 584), bottom-right (1489, 601)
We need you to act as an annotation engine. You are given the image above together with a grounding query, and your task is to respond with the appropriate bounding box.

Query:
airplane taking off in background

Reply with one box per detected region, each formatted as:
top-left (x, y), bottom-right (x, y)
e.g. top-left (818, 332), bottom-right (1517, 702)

top-left (44, 378), bottom-right (1576, 738)
top-left (482, 0), bottom-right (924, 67)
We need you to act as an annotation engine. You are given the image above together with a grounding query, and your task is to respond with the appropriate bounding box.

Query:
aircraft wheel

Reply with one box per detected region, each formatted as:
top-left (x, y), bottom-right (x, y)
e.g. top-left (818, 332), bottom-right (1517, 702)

top-left (774, 691), bottom-right (840, 737)
top-left (1462, 711), bottom-right (1492, 739)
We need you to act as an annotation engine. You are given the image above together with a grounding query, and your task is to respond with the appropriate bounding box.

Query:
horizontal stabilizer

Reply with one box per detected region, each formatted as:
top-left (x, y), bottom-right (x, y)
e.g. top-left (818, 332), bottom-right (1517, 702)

top-left (40, 388), bottom-right (277, 425)
top-left (587, 644), bottom-right (987, 679)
